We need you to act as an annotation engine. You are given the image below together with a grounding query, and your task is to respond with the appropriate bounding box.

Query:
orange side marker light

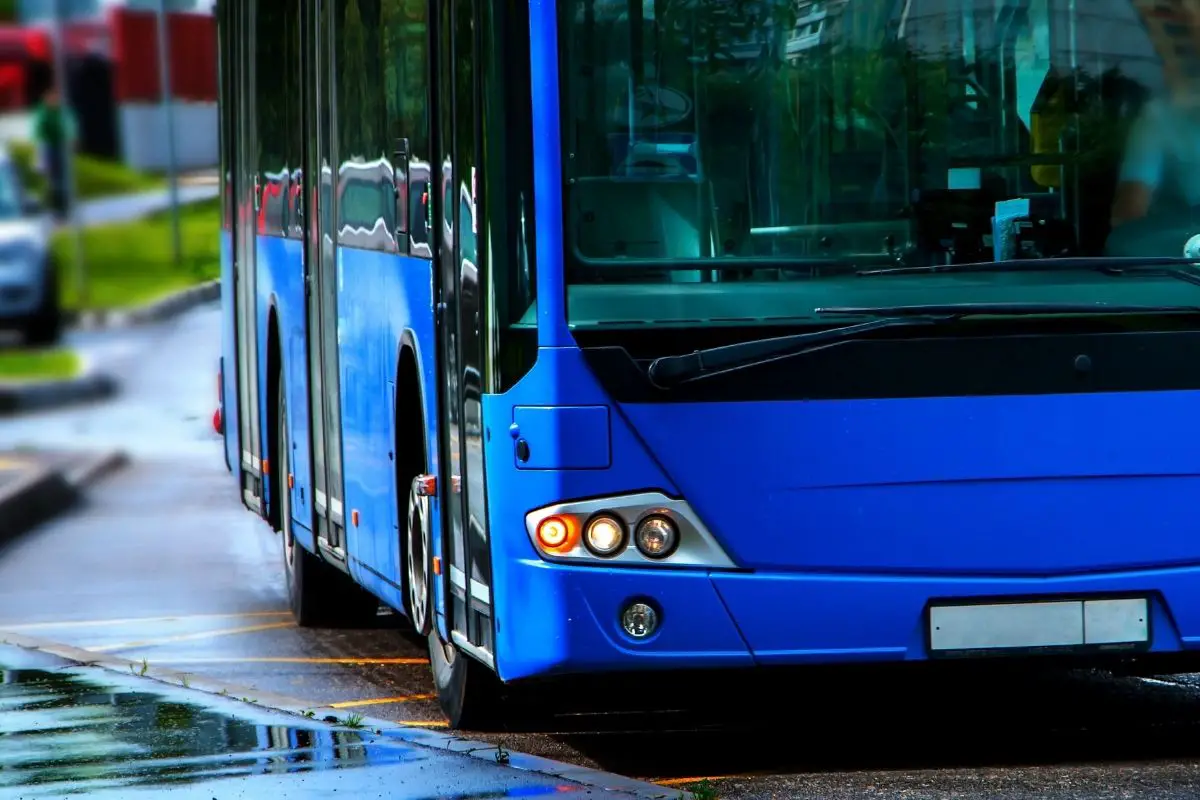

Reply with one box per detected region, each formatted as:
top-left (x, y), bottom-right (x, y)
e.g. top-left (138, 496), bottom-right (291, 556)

top-left (536, 515), bottom-right (580, 554)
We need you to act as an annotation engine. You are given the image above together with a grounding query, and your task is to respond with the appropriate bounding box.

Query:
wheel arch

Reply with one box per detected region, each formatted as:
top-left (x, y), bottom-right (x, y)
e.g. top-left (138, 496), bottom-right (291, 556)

top-left (395, 328), bottom-right (430, 476)
top-left (394, 328), bottom-right (429, 608)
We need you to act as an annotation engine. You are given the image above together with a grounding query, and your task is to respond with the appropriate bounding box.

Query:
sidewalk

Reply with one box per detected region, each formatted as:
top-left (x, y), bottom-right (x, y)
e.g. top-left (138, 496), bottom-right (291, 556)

top-left (0, 642), bottom-right (672, 800)
top-left (74, 184), bottom-right (220, 228)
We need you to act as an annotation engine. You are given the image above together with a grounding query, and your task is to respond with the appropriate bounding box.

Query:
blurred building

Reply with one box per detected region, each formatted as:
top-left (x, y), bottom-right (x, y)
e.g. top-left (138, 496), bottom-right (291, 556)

top-left (0, 26), bottom-right (50, 110)
top-left (17, 0), bottom-right (217, 169)
top-left (18, 0), bottom-right (214, 23)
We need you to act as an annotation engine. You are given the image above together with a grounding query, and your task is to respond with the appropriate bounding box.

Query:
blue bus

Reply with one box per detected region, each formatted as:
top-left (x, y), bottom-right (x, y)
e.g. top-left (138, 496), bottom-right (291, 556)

top-left (218, 0), bottom-right (1200, 728)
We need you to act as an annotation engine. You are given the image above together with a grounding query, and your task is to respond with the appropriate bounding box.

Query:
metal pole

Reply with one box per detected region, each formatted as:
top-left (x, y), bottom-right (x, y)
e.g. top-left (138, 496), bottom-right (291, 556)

top-left (52, 0), bottom-right (85, 307)
top-left (156, 0), bottom-right (182, 265)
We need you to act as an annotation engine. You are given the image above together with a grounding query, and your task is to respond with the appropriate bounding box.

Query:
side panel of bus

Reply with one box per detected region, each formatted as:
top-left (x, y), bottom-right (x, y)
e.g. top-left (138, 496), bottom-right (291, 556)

top-left (216, 0), bottom-right (237, 475)
top-left (314, 0), bottom-right (450, 621)
top-left (220, 0), bottom-right (539, 672)
top-left (217, 0), bottom-right (267, 517)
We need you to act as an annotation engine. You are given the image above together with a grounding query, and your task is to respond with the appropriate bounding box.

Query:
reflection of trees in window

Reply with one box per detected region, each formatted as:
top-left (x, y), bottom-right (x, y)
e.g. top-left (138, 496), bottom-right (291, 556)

top-left (334, 0), bottom-right (430, 249)
top-left (381, 0), bottom-right (429, 165)
top-left (335, 0), bottom-right (369, 162)
top-left (283, 0), bottom-right (302, 237)
top-left (255, 0), bottom-right (288, 235)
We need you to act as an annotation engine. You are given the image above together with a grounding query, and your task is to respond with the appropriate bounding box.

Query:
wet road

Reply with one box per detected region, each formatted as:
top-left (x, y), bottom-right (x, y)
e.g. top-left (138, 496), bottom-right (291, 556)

top-left (0, 452), bottom-right (26, 491)
top-left (0, 646), bottom-right (600, 800)
top-left (7, 305), bottom-right (1200, 797)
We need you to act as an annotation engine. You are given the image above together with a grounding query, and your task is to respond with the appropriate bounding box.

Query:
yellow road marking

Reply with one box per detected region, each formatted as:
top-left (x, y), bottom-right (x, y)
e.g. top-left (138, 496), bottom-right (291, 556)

top-left (90, 621), bottom-right (297, 653)
top-left (151, 656), bottom-right (430, 665)
top-left (0, 457), bottom-right (27, 470)
top-left (328, 694), bottom-right (436, 709)
top-left (0, 611), bottom-right (292, 632)
top-left (397, 720), bottom-right (449, 728)
top-left (654, 776), bottom-right (736, 787)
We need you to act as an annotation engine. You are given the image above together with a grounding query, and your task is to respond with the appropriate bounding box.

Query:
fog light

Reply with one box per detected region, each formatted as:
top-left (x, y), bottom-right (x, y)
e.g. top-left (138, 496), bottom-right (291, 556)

top-left (635, 514), bottom-right (678, 559)
top-left (621, 602), bottom-right (659, 639)
top-left (584, 514), bottom-right (625, 556)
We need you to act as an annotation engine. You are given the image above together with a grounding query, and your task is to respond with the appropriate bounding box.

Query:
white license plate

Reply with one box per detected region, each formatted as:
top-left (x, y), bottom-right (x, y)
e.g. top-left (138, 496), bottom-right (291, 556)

top-left (929, 597), bottom-right (1149, 653)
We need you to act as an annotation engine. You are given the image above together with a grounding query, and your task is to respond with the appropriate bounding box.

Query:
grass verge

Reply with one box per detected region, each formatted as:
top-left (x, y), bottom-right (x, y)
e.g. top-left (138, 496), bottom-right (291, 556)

top-left (0, 348), bottom-right (81, 382)
top-left (51, 198), bottom-right (220, 311)
top-left (9, 141), bottom-right (165, 201)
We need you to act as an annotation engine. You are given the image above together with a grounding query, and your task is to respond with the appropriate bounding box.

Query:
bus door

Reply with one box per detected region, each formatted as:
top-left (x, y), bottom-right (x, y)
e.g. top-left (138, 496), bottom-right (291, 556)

top-left (302, 0), bottom-right (348, 560)
top-left (432, 0), bottom-right (494, 661)
top-left (232, 0), bottom-right (263, 514)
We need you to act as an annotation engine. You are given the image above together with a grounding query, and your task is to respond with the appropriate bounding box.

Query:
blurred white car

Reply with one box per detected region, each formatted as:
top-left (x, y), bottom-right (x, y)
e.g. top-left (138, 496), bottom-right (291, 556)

top-left (0, 148), bottom-right (60, 346)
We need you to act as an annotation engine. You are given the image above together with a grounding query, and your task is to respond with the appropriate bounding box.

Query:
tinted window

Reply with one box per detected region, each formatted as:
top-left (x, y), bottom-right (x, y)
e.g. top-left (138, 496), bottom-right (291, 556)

top-left (254, 0), bottom-right (289, 237)
top-left (560, 0), bottom-right (1200, 327)
top-left (334, 0), bottom-right (431, 253)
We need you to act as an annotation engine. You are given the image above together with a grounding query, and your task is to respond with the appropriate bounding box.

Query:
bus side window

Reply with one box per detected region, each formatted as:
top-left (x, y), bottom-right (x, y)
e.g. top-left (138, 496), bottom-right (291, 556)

top-left (382, 0), bottom-right (432, 259)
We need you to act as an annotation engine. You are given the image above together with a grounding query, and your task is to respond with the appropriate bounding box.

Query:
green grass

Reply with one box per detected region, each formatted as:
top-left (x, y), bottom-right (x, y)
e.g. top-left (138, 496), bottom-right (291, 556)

top-left (9, 141), bottom-right (165, 201)
top-left (0, 347), bottom-right (81, 382)
top-left (52, 198), bottom-right (220, 311)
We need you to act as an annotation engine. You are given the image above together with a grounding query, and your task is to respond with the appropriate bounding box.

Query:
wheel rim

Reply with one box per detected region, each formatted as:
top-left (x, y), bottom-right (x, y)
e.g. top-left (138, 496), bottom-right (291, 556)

top-left (406, 487), bottom-right (430, 635)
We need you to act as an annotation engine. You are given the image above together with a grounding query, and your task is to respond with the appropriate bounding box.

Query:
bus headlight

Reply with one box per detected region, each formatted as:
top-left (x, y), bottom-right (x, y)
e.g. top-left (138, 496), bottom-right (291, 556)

top-left (584, 514), bottom-right (625, 557)
top-left (635, 515), bottom-right (678, 559)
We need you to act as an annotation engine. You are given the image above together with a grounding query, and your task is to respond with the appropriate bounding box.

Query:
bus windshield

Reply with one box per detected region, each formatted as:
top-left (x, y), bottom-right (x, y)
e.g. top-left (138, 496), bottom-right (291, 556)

top-left (559, 0), bottom-right (1200, 327)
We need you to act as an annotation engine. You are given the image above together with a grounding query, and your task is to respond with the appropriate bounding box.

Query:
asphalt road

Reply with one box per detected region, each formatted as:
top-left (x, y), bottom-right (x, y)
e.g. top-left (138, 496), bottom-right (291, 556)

top-left (6, 306), bottom-right (1200, 798)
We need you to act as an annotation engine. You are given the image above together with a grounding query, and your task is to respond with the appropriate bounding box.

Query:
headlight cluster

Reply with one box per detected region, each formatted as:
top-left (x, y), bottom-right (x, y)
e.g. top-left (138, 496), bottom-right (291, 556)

top-left (536, 510), bottom-right (680, 560)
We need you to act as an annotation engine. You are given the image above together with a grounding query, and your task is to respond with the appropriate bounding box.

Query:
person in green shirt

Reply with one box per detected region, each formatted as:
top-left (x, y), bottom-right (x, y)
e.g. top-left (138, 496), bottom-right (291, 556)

top-left (31, 87), bottom-right (77, 219)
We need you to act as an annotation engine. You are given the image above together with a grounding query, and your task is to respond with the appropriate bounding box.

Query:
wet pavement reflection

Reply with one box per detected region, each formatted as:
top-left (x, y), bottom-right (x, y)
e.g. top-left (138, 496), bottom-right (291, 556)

top-left (0, 648), bottom-right (590, 799)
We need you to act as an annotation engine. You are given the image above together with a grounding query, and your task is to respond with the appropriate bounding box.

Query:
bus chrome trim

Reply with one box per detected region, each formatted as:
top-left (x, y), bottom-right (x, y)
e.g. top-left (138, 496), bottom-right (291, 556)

top-left (525, 492), bottom-right (737, 569)
top-left (451, 630), bottom-right (495, 669)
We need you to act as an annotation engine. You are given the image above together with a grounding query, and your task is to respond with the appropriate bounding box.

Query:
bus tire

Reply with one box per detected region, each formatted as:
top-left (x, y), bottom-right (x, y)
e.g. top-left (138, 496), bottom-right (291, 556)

top-left (429, 629), bottom-right (504, 731)
top-left (277, 362), bottom-right (379, 628)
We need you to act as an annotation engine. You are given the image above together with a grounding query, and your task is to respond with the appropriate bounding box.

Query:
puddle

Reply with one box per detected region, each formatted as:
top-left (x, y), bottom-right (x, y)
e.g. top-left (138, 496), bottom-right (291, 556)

top-left (0, 651), bottom-right (583, 799)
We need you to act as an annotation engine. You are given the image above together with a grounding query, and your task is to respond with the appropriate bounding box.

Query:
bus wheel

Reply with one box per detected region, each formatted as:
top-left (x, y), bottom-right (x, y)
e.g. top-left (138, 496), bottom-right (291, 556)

top-left (278, 364), bottom-right (379, 628)
top-left (429, 630), bottom-right (504, 731)
top-left (404, 478), bottom-right (433, 637)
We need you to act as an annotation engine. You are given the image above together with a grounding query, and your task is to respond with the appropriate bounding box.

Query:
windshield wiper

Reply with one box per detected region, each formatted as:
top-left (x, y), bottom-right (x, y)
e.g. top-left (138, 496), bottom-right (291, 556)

top-left (856, 256), bottom-right (1200, 284)
top-left (646, 302), bottom-right (1200, 388)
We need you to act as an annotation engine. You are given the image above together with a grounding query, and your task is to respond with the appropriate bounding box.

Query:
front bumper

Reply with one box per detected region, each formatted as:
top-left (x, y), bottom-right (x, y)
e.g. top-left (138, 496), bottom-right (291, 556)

top-left (491, 558), bottom-right (1200, 681)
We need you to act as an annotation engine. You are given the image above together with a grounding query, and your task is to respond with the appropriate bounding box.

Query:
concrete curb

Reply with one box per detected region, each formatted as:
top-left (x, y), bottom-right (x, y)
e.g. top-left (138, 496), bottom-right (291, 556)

top-left (0, 630), bottom-right (689, 800)
top-left (0, 466), bottom-right (75, 549)
top-left (61, 449), bottom-right (130, 488)
top-left (67, 279), bottom-right (220, 331)
top-left (0, 450), bottom-right (128, 548)
top-left (0, 363), bottom-right (118, 416)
